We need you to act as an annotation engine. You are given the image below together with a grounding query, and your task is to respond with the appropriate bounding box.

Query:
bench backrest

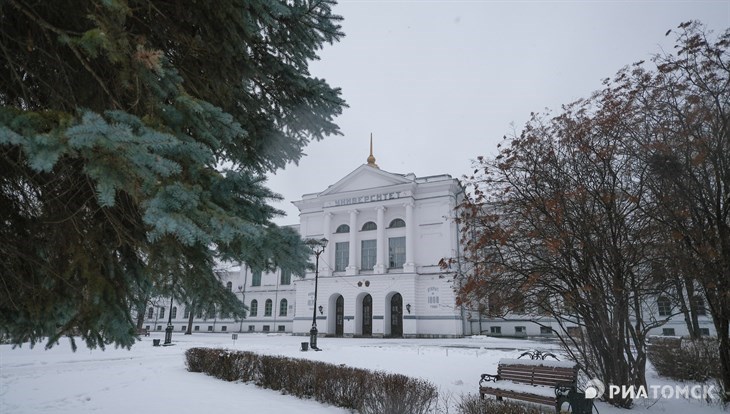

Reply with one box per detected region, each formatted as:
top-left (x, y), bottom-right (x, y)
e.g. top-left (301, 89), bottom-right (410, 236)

top-left (498, 363), bottom-right (577, 387)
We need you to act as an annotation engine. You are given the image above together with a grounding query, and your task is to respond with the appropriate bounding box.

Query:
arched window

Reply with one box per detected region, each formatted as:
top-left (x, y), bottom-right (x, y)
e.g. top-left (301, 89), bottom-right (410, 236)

top-left (362, 221), bottom-right (377, 231)
top-left (159, 307), bottom-right (165, 319)
top-left (147, 307), bottom-right (154, 319)
top-left (657, 296), bottom-right (671, 316)
top-left (692, 296), bottom-right (706, 316)
top-left (280, 299), bottom-right (288, 316)
top-left (335, 224), bottom-right (350, 233)
top-left (389, 218), bottom-right (406, 228)
top-left (226, 281), bottom-right (233, 291)
top-left (265, 299), bottom-right (273, 316)
top-left (171, 306), bottom-right (177, 319)
top-left (250, 300), bottom-right (258, 317)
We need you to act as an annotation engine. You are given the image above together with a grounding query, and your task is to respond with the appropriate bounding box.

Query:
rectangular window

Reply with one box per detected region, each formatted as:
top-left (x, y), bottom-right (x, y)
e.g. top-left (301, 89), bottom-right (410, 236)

top-left (335, 242), bottom-right (349, 272)
top-left (221, 326), bottom-right (227, 332)
top-left (490, 326), bottom-right (501, 335)
top-left (278, 325), bottom-right (285, 332)
top-left (180, 326), bottom-right (186, 331)
top-left (183, 308), bottom-right (190, 319)
top-left (567, 326), bottom-right (582, 337)
top-left (147, 308), bottom-right (153, 319)
top-left (700, 328), bottom-right (710, 336)
top-left (194, 326), bottom-right (200, 331)
top-left (280, 269), bottom-right (291, 285)
top-left (388, 237), bottom-right (406, 268)
top-left (171, 307), bottom-right (177, 319)
top-left (252, 270), bottom-right (262, 287)
top-left (361, 239), bottom-right (376, 270)
top-left (540, 326), bottom-right (553, 335)
top-left (157, 325), bottom-right (162, 331)
top-left (515, 326), bottom-right (526, 334)
top-left (662, 328), bottom-right (676, 336)
top-left (248, 325), bottom-right (255, 332)
top-left (145, 325), bottom-right (150, 331)
top-left (207, 326), bottom-right (213, 332)
top-left (159, 307), bottom-right (165, 319)
top-left (263, 325), bottom-right (270, 332)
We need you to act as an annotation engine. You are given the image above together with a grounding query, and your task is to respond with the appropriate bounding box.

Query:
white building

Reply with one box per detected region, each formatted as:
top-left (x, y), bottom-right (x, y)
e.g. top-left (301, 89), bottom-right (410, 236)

top-left (140, 147), bottom-right (715, 340)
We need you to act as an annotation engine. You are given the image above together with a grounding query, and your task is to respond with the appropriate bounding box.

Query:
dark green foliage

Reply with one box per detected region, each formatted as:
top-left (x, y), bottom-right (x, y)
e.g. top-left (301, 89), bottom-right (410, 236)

top-left (0, 0), bottom-right (346, 349)
top-left (184, 347), bottom-right (439, 414)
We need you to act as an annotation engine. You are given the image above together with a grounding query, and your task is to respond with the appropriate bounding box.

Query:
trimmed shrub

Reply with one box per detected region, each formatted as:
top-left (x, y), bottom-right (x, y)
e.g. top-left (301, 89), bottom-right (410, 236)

top-left (648, 338), bottom-right (720, 382)
top-left (184, 347), bottom-right (437, 413)
top-left (457, 394), bottom-right (552, 414)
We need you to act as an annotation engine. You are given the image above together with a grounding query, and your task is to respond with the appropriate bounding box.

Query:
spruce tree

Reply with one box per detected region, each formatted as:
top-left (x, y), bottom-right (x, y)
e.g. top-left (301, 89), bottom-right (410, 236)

top-left (0, 0), bottom-right (345, 349)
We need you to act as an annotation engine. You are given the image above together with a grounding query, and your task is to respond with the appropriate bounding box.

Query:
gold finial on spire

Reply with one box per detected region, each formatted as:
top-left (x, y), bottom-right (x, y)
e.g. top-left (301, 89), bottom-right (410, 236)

top-left (366, 133), bottom-right (379, 168)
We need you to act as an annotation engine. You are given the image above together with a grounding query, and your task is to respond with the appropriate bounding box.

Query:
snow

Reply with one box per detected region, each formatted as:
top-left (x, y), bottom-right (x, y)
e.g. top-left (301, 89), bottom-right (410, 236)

top-left (498, 358), bottom-right (578, 369)
top-left (1, 333), bottom-right (725, 414)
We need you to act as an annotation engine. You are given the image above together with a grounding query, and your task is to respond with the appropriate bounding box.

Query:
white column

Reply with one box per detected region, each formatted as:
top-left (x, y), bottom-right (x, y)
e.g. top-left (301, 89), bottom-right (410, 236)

top-left (346, 209), bottom-right (359, 275)
top-left (404, 202), bottom-right (416, 272)
top-left (374, 206), bottom-right (386, 274)
top-left (323, 212), bottom-right (332, 276)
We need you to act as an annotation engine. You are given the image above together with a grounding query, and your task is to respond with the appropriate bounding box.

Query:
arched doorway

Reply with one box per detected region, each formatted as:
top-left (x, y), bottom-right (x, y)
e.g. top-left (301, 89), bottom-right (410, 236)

top-left (362, 294), bottom-right (372, 336)
top-left (390, 293), bottom-right (403, 337)
top-left (335, 295), bottom-right (344, 337)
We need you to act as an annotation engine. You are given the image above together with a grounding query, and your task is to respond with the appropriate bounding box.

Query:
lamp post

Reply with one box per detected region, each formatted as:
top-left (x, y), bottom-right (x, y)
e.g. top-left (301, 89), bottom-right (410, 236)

top-left (163, 294), bottom-right (174, 345)
top-left (306, 237), bottom-right (328, 351)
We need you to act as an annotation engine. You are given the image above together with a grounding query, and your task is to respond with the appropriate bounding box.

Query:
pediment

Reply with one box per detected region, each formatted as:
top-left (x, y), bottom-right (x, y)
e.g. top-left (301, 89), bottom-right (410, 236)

top-left (319, 165), bottom-right (413, 197)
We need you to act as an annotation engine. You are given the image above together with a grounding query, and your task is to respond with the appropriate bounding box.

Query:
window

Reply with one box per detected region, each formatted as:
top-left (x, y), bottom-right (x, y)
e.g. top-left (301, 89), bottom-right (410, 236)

top-left (389, 218), bottom-right (405, 228)
top-left (180, 326), bottom-right (186, 331)
top-left (265, 299), bottom-right (273, 317)
top-left (248, 325), bottom-right (255, 332)
top-left (183, 308), bottom-right (190, 319)
top-left (540, 326), bottom-right (553, 335)
top-left (280, 299), bottom-right (288, 316)
top-left (252, 270), bottom-right (262, 287)
top-left (147, 307), bottom-right (154, 319)
top-left (171, 307), bottom-right (177, 319)
top-left (278, 325), bottom-right (286, 332)
top-left (361, 240), bottom-right (376, 270)
top-left (207, 326), bottom-right (213, 332)
top-left (280, 269), bottom-right (291, 285)
top-left (361, 221), bottom-right (377, 231)
top-left (206, 305), bottom-right (215, 319)
top-left (335, 224), bottom-right (350, 233)
top-left (700, 328), bottom-right (710, 336)
top-left (490, 326), bottom-right (501, 335)
top-left (657, 296), bottom-right (671, 316)
top-left (691, 296), bottom-right (706, 316)
top-left (157, 325), bottom-right (162, 331)
top-left (388, 237), bottom-right (406, 268)
top-left (662, 328), bottom-right (676, 336)
top-left (515, 326), bottom-right (526, 334)
top-left (194, 326), bottom-right (200, 331)
top-left (335, 242), bottom-right (349, 272)
top-left (226, 281), bottom-right (232, 291)
top-left (250, 300), bottom-right (258, 317)
top-left (159, 307), bottom-right (165, 319)
top-left (196, 308), bottom-right (203, 318)
top-left (145, 325), bottom-right (150, 331)
top-left (221, 326), bottom-right (227, 332)
top-left (263, 325), bottom-right (270, 332)
top-left (567, 326), bottom-right (582, 337)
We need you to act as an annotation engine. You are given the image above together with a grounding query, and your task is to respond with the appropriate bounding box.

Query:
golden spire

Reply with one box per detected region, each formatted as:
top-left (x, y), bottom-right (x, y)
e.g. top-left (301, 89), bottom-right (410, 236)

top-left (366, 133), bottom-right (379, 168)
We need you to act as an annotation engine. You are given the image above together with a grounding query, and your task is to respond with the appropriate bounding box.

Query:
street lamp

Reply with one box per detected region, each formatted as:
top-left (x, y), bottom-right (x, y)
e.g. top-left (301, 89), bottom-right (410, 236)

top-left (305, 237), bottom-right (328, 351)
top-left (163, 294), bottom-right (174, 345)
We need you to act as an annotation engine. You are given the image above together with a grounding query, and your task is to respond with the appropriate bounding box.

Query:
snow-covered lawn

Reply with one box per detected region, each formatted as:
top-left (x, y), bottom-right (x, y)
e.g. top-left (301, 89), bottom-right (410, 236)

top-left (1, 333), bottom-right (724, 413)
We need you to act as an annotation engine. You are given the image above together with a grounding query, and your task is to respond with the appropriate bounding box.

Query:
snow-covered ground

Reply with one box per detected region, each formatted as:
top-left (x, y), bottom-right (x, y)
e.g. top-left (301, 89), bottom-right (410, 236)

top-left (1, 333), bottom-right (724, 413)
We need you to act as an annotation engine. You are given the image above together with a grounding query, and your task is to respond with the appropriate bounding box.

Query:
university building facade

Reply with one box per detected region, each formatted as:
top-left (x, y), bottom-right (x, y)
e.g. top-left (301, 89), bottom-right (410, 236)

top-left (140, 151), bottom-right (716, 339)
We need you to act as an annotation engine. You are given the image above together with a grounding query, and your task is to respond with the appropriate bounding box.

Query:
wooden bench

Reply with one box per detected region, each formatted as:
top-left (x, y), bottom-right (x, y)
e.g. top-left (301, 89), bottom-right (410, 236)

top-left (136, 327), bottom-right (150, 337)
top-left (479, 358), bottom-right (580, 411)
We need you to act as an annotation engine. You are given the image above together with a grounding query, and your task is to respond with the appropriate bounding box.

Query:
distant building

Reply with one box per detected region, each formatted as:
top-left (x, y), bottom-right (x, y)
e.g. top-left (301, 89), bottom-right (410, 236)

top-left (140, 143), bottom-right (715, 339)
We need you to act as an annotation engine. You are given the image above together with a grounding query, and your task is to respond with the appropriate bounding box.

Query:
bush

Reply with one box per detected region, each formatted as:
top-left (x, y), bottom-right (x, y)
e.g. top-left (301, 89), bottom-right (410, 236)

top-left (184, 347), bottom-right (438, 413)
top-left (648, 338), bottom-right (720, 382)
top-left (457, 394), bottom-right (552, 414)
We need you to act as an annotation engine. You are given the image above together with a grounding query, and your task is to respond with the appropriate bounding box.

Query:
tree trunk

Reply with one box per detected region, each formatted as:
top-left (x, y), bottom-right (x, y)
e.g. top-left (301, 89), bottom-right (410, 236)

top-left (185, 302), bottom-right (195, 335)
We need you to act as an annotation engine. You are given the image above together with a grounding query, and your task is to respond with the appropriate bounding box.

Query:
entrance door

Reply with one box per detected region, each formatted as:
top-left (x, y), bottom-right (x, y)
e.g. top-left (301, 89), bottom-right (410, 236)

top-left (390, 293), bottom-right (403, 337)
top-left (362, 294), bottom-right (372, 336)
top-left (335, 295), bottom-right (344, 337)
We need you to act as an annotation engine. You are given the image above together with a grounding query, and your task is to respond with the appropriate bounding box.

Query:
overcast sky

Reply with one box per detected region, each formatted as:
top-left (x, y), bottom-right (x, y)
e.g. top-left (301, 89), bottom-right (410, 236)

top-left (266, 0), bottom-right (730, 225)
